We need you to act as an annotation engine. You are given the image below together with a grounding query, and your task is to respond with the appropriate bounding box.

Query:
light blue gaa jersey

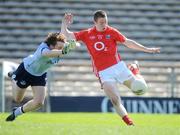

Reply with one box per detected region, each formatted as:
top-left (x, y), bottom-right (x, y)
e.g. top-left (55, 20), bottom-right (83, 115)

top-left (23, 42), bottom-right (60, 76)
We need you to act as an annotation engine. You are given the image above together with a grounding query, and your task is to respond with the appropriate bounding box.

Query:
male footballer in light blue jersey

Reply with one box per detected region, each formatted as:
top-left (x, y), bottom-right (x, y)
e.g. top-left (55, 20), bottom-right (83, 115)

top-left (6, 32), bottom-right (77, 121)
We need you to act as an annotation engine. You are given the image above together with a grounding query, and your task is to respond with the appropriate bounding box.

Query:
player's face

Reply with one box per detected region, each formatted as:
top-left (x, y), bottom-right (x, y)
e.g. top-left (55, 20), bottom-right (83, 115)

top-left (54, 41), bottom-right (65, 50)
top-left (94, 17), bottom-right (108, 31)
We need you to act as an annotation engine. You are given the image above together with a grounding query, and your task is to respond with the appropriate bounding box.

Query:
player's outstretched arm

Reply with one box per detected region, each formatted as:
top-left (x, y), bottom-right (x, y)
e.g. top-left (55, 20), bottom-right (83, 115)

top-left (42, 40), bottom-right (80, 57)
top-left (61, 13), bottom-right (76, 40)
top-left (42, 49), bottom-right (64, 58)
top-left (123, 38), bottom-right (160, 53)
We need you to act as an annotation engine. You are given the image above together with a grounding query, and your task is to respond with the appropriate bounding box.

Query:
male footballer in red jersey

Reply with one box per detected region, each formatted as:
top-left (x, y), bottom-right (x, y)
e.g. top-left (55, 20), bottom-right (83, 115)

top-left (61, 10), bottom-right (160, 126)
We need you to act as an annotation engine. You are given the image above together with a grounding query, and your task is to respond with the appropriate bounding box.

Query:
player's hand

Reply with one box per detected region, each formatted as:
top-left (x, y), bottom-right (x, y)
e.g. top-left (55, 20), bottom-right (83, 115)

top-left (147, 47), bottom-right (161, 53)
top-left (62, 40), bottom-right (80, 54)
top-left (62, 42), bottom-right (71, 54)
top-left (68, 40), bottom-right (77, 49)
top-left (63, 13), bottom-right (73, 26)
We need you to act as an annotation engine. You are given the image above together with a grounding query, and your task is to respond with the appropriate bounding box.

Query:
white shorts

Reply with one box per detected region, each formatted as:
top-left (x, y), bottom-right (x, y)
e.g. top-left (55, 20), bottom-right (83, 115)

top-left (99, 61), bottom-right (133, 84)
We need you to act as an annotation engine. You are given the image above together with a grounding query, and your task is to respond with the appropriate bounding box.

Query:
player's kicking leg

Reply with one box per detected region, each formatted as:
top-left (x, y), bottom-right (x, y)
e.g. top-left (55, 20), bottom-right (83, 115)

top-left (127, 60), bottom-right (141, 79)
top-left (125, 60), bottom-right (148, 95)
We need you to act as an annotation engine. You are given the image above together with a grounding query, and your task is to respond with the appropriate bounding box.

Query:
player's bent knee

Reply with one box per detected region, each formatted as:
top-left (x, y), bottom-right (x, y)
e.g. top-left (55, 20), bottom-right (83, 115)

top-left (131, 79), bottom-right (148, 95)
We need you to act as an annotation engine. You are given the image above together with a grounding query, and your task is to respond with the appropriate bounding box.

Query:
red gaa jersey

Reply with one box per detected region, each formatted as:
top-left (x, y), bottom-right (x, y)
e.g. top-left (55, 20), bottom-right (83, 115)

top-left (74, 26), bottom-right (126, 75)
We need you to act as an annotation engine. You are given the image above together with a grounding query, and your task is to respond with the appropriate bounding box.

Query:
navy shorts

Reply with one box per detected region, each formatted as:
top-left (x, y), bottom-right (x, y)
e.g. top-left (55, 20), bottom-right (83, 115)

top-left (12, 63), bottom-right (47, 88)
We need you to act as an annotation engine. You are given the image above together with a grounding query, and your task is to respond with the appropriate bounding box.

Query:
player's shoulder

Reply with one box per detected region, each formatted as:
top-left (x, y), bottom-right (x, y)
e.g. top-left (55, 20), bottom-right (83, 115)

top-left (78, 27), bottom-right (93, 34)
top-left (39, 42), bottom-right (48, 48)
top-left (107, 26), bottom-right (124, 36)
top-left (82, 27), bottom-right (97, 35)
top-left (37, 42), bottom-right (49, 51)
top-left (86, 27), bottom-right (95, 33)
top-left (107, 26), bottom-right (119, 32)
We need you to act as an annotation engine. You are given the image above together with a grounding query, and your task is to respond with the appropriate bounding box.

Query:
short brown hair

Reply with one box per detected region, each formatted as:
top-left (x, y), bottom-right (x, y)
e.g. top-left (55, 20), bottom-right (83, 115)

top-left (44, 32), bottom-right (66, 46)
top-left (93, 10), bottom-right (107, 22)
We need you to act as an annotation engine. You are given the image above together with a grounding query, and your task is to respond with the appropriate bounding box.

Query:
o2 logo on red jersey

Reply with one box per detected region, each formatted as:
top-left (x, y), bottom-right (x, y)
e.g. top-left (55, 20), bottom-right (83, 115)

top-left (94, 42), bottom-right (105, 51)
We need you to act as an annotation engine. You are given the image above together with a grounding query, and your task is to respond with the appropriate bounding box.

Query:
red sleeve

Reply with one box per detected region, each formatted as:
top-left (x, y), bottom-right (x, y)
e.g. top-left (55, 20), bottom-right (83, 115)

top-left (112, 28), bottom-right (126, 43)
top-left (74, 30), bottom-right (86, 41)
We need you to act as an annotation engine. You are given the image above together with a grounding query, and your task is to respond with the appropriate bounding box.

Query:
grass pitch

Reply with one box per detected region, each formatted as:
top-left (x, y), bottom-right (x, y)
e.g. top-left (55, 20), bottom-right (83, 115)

top-left (0, 113), bottom-right (179, 135)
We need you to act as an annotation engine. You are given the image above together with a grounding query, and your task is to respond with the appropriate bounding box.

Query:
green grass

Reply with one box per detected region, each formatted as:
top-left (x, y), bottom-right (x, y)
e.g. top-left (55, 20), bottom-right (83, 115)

top-left (0, 113), bottom-right (180, 135)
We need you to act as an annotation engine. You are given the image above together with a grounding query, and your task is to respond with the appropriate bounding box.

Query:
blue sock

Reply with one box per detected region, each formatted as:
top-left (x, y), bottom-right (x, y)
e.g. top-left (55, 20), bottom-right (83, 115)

top-left (14, 106), bottom-right (24, 117)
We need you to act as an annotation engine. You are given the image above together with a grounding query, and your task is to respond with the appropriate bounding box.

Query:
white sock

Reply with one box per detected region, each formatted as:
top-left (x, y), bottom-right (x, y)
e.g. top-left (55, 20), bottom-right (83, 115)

top-left (14, 107), bottom-right (24, 117)
top-left (114, 103), bottom-right (128, 117)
